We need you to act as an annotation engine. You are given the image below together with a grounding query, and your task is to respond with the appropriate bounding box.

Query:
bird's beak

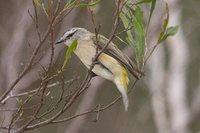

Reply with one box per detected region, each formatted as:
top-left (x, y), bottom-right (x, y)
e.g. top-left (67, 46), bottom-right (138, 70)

top-left (55, 38), bottom-right (65, 45)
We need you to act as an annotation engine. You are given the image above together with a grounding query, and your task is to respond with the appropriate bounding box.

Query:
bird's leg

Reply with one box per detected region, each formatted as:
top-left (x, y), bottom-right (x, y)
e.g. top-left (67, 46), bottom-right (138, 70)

top-left (91, 72), bottom-right (98, 78)
top-left (91, 57), bottom-right (100, 66)
top-left (88, 57), bottom-right (99, 78)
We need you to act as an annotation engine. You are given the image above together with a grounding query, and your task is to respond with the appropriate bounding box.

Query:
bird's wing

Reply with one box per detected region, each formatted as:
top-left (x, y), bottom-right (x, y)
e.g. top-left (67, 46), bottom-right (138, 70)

top-left (91, 35), bottom-right (142, 79)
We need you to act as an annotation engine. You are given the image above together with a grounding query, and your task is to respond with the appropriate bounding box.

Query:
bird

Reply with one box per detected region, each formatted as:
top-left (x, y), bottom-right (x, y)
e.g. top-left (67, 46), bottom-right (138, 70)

top-left (56, 27), bottom-right (142, 111)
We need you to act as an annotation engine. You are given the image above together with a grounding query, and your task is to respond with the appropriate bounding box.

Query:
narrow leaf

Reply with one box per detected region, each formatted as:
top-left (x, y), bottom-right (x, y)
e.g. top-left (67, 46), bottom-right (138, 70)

top-left (33, 0), bottom-right (42, 9)
top-left (158, 26), bottom-right (179, 43)
top-left (116, 36), bottom-right (129, 46)
top-left (62, 39), bottom-right (78, 69)
top-left (136, 0), bottom-right (152, 5)
top-left (63, 0), bottom-right (77, 11)
top-left (157, 2), bottom-right (169, 43)
top-left (42, 3), bottom-right (49, 18)
top-left (120, 5), bottom-right (145, 66)
top-left (146, 0), bottom-right (156, 33)
top-left (78, 0), bottom-right (101, 7)
top-left (120, 12), bottom-right (135, 45)
top-left (132, 6), bottom-right (145, 65)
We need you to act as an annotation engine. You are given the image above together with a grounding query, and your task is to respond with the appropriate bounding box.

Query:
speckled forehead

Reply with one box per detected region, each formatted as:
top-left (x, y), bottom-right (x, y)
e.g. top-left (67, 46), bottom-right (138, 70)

top-left (69, 27), bottom-right (84, 32)
top-left (69, 28), bottom-right (77, 33)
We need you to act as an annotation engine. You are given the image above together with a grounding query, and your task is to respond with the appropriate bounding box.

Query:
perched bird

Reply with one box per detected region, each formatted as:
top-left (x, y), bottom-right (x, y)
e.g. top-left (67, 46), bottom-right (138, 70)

top-left (56, 27), bottom-right (141, 111)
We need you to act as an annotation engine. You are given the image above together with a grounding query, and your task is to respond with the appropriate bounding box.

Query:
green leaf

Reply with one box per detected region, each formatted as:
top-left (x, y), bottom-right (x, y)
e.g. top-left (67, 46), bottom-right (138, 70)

top-left (33, 0), bottom-right (42, 9)
top-left (132, 6), bottom-right (145, 65)
top-left (136, 0), bottom-right (152, 5)
top-left (62, 39), bottom-right (78, 69)
top-left (158, 26), bottom-right (179, 43)
top-left (120, 12), bottom-right (135, 45)
top-left (157, 2), bottom-right (169, 43)
top-left (156, 3), bottom-right (179, 43)
top-left (116, 36), bottom-right (129, 46)
top-left (146, 0), bottom-right (156, 32)
top-left (120, 5), bottom-right (145, 66)
top-left (63, 0), bottom-right (77, 11)
top-left (78, 0), bottom-right (101, 7)
top-left (42, 3), bottom-right (49, 18)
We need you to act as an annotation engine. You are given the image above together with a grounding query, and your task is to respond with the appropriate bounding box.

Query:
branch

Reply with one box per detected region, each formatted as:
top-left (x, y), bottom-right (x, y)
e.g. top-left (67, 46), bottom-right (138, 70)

top-left (1, 79), bottom-right (76, 103)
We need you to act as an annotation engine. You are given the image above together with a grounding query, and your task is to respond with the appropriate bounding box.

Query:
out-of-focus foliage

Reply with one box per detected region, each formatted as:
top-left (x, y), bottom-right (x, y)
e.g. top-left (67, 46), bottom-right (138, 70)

top-left (120, 1), bottom-right (178, 67)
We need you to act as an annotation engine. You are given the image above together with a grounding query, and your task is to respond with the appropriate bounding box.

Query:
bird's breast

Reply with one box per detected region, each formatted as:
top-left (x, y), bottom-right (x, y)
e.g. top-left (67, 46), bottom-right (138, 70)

top-left (74, 39), bottom-right (96, 67)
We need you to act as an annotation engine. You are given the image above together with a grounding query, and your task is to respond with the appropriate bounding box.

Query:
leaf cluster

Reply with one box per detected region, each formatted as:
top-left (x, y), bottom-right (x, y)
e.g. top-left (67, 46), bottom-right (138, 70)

top-left (119, 0), bottom-right (178, 67)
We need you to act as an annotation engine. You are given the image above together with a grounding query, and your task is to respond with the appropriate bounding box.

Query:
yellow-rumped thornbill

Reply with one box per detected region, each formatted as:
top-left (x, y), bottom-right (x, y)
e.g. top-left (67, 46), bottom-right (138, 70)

top-left (56, 27), bottom-right (142, 111)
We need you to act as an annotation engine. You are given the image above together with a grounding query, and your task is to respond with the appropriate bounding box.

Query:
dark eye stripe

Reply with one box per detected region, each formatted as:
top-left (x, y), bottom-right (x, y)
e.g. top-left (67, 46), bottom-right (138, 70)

top-left (67, 30), bottom-right (77, 38)
top-left (67, 32), bottom-right (74, 38)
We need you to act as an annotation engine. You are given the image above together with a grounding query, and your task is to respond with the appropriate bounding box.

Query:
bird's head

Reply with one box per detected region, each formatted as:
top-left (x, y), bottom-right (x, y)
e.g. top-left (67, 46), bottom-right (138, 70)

top-left (56, 27), bottom-right (89, 46)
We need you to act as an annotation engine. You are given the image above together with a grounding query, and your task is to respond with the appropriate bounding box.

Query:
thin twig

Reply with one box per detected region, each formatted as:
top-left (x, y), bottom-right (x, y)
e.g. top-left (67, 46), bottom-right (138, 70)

top-left (1, 79), bottom-right (76, 103)
top-left (36, 79), bottom-right (139, 125)
top-left (0, 26), bottom-right (51, 103)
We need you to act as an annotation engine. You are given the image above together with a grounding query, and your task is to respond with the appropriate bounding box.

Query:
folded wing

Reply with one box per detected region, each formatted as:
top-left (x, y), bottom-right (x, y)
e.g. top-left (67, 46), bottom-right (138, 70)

top-left (91, 35), bottom-right (143, 79)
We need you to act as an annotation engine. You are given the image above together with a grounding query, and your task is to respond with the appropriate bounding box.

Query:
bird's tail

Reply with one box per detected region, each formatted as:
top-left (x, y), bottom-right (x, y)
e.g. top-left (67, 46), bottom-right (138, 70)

top-left (114, 67), bottom-right (129, 111)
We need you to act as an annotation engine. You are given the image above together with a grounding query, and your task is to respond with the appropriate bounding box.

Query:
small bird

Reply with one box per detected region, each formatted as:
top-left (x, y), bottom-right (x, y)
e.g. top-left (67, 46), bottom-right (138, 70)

top-left (56, 27), bottom-right (141, 111)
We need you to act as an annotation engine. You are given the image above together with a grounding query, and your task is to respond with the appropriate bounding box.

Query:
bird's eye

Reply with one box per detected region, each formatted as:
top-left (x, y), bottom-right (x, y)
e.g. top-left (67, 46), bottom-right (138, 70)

top-left (66, 32), bottom-right (74, 38)
top-left (66, 29), bottom-right (78, 38)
